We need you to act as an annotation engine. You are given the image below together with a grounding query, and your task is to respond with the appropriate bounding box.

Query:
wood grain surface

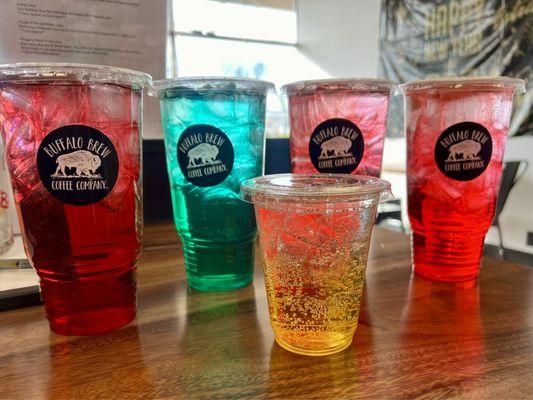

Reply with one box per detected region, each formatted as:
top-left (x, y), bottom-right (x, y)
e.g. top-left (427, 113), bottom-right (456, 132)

top-left (1, 222), bottom-right (533, 400)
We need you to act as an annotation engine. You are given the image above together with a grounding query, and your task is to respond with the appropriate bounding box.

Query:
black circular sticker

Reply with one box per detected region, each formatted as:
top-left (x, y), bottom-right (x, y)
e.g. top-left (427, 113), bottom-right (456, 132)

top-left (309, 118), bottom-right (364, 174)
top-left (177, 124), bottom-right (234, 187)
top-left (37, 125), bottom-right (119, 206)
top-left (434, 122), bottom-right (492, 181)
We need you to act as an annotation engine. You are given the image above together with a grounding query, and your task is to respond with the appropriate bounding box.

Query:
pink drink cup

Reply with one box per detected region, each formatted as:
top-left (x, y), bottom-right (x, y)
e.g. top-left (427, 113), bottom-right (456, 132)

top-left (282, 79), bottom-right (395, 177)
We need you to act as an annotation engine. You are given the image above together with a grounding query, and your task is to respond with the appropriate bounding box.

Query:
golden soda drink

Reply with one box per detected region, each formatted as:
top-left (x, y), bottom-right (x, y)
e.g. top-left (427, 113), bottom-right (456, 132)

top-left (241, 174), bottom-right (392, 356)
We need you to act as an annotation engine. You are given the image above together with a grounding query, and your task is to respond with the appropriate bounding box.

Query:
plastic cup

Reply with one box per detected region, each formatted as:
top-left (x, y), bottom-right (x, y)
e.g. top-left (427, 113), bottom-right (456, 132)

top-left (241, 173), bottom-right (392, 356)
top-left (282, 79), bottom-right (395, 177)
top-left (0, 63), bottom-right (151, 335)
top-left (151, 77), bottom-right (274, 291)
top-left (401, 77), bottom-right (525, 282)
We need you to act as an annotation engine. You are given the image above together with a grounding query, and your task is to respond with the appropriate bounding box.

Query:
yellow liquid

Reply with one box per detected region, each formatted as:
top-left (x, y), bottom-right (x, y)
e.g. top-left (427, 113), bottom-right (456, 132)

top-left (264, 250), bottom-right (366, 356)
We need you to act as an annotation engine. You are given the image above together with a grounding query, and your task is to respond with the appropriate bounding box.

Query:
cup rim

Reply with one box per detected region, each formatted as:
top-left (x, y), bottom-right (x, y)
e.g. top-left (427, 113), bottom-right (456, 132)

top-left (400, 76), bottom-right (525, 94)
top-left (0, 62), bottom-right (152, 87)
top-left (281, 78), bottom-right (397, 96)
top-left (241, 173), bottom-right (393, 203)
top-left (151, 76), bottom-right (275, 96)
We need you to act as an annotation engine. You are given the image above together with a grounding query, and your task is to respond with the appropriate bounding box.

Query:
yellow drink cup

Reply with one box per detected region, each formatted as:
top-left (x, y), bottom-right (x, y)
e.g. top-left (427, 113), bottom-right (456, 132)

top-left (241, 174), bottom-right (392, 356)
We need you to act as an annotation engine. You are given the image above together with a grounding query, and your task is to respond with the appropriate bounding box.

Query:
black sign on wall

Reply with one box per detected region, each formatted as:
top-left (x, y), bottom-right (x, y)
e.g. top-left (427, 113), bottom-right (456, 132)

top-left (379, 0), bottom-right (532, 138)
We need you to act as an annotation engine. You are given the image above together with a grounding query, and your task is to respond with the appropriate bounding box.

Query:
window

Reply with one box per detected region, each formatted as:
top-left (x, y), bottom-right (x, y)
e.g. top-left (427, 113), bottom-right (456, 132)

top-left (168, 0), bottom-right (327, 86)
top-left (168, 0), bottom-right (328, 137)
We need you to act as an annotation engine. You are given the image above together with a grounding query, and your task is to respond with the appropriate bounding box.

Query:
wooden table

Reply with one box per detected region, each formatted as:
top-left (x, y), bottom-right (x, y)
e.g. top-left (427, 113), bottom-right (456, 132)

top-left (1, 223), bottom-right (533, 399)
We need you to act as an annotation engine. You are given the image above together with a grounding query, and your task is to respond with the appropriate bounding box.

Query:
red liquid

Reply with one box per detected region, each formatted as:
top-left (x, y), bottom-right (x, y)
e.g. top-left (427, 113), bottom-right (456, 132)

top-left (288, 90), bottom-right (390, 177)
top-left (405, 86), bottom-right (516, 281)
top-left (0, 83), bottom-right (142, 335)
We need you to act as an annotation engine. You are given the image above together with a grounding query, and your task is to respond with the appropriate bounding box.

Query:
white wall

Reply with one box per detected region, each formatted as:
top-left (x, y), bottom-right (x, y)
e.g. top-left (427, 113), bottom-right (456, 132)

top-left (296, 0), bottom-right (381, 78)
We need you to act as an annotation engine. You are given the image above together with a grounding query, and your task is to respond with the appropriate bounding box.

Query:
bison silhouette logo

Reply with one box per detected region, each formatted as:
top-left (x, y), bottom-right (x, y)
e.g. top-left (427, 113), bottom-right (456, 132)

top-left (445, 139), bottom-right (482, 162)
top-left (187, 143), bottom-right (221, 168)
top-left (435, 122), bottom-right (492, 181)
top-left (37, 125), bottom-right (119, 205)
top-left (52, 150), bottom-right (102, 179)
top-left (177, 124), bottom-right (234, 187)
top-left (318, 136), bottom-right (353, 160)
top-left (309, 118), bottom-right (364, 174)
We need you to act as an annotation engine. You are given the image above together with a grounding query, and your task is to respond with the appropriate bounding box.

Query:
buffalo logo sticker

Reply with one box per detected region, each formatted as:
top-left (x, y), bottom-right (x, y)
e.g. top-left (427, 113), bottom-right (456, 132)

top-left (435, 122), bottom-right (492, 181)
top-left (37, 125), bottom-right (119, 205)
top-left (309, 118), bottom-right (364, 174)
top-left (177, 124), bottom-right (234, 187)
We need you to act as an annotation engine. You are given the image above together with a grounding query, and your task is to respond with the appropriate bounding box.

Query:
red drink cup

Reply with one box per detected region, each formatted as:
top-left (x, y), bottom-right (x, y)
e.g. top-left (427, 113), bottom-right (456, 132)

top-left (0, 63), bottom-right (151, 335)
top-left (401, 78), bottom-right (525, 282)
top-left (282, 79), bottom-right (395, 177)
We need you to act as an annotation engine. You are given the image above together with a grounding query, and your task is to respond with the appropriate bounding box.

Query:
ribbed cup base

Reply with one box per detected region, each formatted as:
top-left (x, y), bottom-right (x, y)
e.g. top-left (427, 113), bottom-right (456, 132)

top-left (273, 328), bottom-right (356, 356)
top-left (40, 268), bottom-right (136, 336)
top-left (412, 231), bottom-right (485, 282)
top-left (181, 236), bottom-right (255, 291)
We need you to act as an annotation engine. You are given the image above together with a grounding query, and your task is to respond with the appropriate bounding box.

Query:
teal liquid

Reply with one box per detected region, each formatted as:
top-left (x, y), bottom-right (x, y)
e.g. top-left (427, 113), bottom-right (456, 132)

top-left (159, 88), bottom-right (266, 291)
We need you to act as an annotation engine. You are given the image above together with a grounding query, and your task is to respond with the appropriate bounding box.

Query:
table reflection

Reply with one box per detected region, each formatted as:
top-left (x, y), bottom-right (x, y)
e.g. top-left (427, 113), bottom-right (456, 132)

top-left (397, 275), bottom-right (485, 398)
top-left (46, 326), bottom-right (154, 399)
top-left (180, 286), bottom-right (267, 397)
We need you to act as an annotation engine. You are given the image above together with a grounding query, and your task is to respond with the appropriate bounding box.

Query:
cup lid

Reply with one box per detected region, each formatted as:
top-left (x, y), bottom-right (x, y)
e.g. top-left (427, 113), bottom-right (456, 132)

top-left (150, 76), bottom-right (275, 96)
top-left (400, 76), bottom-right (525, 94)
top-left (241, 173), bottom-right (393, 203)
top-left (281, 78), bottom-right (396, 96)
top-left (0, 62), bottom-right (152, 87)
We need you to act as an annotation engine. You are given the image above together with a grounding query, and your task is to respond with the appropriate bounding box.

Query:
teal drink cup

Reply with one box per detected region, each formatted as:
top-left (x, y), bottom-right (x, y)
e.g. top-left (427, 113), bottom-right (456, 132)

top-left (152, 78), bottom-right (274, 291)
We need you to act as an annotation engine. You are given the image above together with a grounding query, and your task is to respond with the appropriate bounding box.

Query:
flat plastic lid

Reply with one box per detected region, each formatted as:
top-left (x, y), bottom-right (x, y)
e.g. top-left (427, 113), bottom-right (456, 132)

top-left (241, 173), bottom-right (393, 203)
top-left (400, 77), bottom-right (525, 93)
top-left (281, 78), bottom-right (396, 96)
top-left (151, 77), bottom-right (275, 96)
top-left (0, 62), bottom-right (152, 87)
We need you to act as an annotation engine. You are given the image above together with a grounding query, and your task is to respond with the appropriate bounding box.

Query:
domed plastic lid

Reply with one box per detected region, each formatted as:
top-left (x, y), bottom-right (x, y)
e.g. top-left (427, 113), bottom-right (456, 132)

top-left (400, 76), bottom-right (525, 93)
top-left (241, 173), bottom-right (393, 204)
top-left (281, 78), bottom-right (396, 96)
top-left (0, 63), bottom-right (152, 87)
top-left (151, 76), bottom-right (275, 96)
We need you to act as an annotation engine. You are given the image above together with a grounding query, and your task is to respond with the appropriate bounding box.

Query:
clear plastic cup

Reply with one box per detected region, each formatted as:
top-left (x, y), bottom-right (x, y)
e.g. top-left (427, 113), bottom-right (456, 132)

top-left (0, 63), bottom-right (151, 335)
top-left (151, 77), bottom-right (274, 291)
top-left (241, 173), bottom-right (392, 356)
top-left (282, 79), bottom-right (395, 177)
top-left (401, 77), bottom-right (525, 282)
